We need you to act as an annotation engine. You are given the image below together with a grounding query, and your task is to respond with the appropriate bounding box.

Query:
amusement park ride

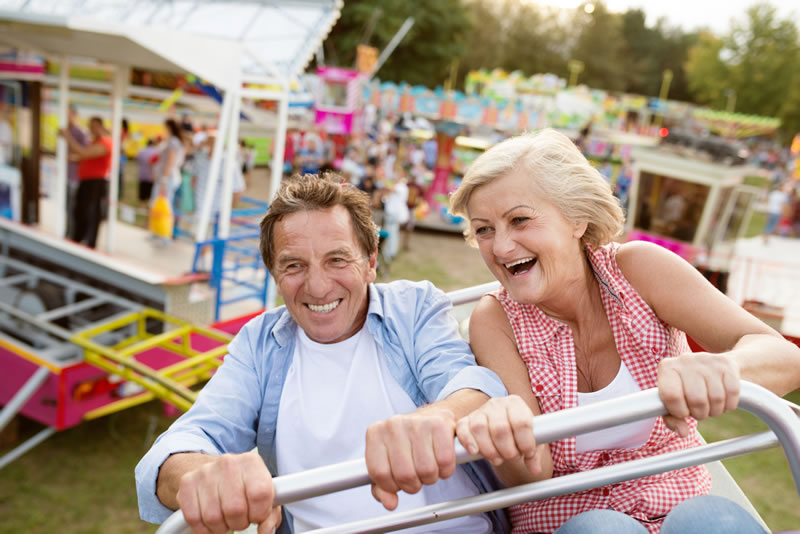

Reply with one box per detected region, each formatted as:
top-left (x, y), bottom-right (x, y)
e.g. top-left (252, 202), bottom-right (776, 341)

top-left (0, 3), bottom-right (799, 532)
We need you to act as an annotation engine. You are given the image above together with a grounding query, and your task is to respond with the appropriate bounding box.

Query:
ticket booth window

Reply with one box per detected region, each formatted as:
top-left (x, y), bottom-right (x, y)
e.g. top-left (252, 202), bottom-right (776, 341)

top-left (321, 81), bottom-right (348, 109)
top-left (635, 171), bottom-right (709, 243)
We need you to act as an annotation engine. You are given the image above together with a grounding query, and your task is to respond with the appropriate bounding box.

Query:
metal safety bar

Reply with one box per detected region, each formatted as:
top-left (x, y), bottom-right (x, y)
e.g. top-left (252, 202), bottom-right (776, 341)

top-left (156, 381), bottom-right (800, 534)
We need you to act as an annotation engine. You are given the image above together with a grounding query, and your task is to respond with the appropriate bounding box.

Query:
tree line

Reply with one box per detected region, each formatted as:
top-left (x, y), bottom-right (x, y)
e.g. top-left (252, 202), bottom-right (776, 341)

top-left (323, 0), bottom-right (800, 137)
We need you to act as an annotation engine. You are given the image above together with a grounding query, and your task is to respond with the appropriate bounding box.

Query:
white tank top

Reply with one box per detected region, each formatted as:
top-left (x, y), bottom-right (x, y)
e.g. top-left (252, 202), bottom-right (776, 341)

top-left (575, 360), bottom-right (656, 454)
top-left (275, 327), bottom-right (491, 533)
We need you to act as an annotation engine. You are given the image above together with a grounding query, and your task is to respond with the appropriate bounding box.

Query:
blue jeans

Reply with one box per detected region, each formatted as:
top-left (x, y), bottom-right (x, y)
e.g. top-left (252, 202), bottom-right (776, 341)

top-left (554, 496), bottom-right (767, 534)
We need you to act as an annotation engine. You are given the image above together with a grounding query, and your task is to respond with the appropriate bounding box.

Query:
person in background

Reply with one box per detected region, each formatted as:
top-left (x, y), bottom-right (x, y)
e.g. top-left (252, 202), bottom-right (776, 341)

top-left (449, 128), bottom-right (800, 534)
top-left (402, 168), bottom-right (424, 252)
top-left (151, 119), bottom-right (186, 208)
top-left (65, 105), bottom-right (89, 237)
top-left (59, 116), bottom-right (112, 249)
top-left (764, 182), bottom-right (791, 243)
top-left (136, 139), bottom-right (159, 205)
top-left (188, 132), bottom-right (246, 270)
top-left (298, 136), bottom-right (323, 176)
top-left (380, 171), bottom-right (409, 262)
top-left (0, 102), bottom-right (12, 167)
top-left (180, 112), bottom-right (194, 135)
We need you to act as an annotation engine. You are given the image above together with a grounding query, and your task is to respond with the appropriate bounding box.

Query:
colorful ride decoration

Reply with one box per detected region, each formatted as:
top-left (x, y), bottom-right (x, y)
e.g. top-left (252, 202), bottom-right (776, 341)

top-left (692, 109), bottom-right (781, 139)
top-left (314, 66), bottom-right (365, 135)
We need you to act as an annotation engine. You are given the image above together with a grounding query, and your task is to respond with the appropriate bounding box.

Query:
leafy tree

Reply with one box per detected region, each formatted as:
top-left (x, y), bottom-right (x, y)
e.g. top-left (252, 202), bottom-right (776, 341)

top-left (685, 2), bottom-right (800, 120)
top-left (570, 2), bottom-right (626, 91)
top-left (725, 3), bottom-right (800, 118)
top-left (685, 31), bottom-right (729, 109)
top-left (323, 0), bottom-right (471, 87)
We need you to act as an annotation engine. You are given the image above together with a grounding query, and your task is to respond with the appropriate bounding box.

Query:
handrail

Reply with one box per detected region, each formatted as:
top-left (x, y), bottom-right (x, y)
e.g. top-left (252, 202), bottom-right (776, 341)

top-left (156, 381), bottom-right (800, 534)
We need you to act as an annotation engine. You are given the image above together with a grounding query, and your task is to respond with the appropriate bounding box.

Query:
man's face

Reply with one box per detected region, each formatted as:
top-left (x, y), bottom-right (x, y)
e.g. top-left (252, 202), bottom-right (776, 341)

top-left (89, 120), bottom-right (103, 137)
top-left (272, 206), bottom-right (377, 344)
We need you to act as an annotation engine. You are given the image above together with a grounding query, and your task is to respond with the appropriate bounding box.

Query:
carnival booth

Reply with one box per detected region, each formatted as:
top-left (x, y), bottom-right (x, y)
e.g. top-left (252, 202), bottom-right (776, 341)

top-left (627, 142), bottom-right (760, 290)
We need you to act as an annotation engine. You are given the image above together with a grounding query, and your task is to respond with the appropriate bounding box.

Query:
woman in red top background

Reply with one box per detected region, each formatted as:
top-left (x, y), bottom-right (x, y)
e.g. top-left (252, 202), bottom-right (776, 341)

top-left (448, 129), bottom-right (800, 533)
top-left (60, 116), bottom-right (112, 248)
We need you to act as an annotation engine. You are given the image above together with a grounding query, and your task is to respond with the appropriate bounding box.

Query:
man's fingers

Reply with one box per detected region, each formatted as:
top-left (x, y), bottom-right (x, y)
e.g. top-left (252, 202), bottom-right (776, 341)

top-left (218, 457), bottom-right (250, 532)
top-left (410, 428), bottom-right (440, 486)
top-left (242, 455), bottom-right (275, 525)
top-left (257, 506), bottom-right (282, 534)
top-left (178, 479), bottom-right (211, 534)
top-left (364, 432), bottom-right (401, 496)
top-left (371, 483), bottom-right (399, 511)
top-left (431, 424), bottom-right (456, 480)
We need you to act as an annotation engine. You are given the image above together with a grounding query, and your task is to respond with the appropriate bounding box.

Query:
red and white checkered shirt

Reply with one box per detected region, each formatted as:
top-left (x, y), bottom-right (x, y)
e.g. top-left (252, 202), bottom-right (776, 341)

top-left (492, 242), bottom-right (711, 534)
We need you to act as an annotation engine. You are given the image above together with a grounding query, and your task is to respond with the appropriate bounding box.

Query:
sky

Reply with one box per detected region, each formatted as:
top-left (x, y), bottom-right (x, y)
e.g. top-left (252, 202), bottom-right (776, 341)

top-left (534, 0), bottom-right (799, 35)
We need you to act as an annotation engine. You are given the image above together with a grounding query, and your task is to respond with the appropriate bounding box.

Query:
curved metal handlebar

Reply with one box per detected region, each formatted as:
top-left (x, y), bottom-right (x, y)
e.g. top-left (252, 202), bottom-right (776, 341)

top-left (156, 381), bottom-right (800, 534)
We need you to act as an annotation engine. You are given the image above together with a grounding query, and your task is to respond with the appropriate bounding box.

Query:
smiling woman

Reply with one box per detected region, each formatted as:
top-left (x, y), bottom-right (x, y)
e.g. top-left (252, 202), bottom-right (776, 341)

top-left (448, 128), bottom-right (800, 534)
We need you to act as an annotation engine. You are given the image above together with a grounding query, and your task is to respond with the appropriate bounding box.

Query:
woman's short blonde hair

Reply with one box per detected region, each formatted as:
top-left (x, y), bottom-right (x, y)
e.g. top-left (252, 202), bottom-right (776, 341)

top-left (449, 128), bottom-right (624, 247)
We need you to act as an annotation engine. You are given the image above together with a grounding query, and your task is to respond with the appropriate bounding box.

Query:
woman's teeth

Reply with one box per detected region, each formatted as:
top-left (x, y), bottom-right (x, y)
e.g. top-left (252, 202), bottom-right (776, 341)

top-left (504, 257), bottom-right (537, 275)
top-left (307, 299), bottom-right (342, 313)
top-left (504, 257), bottom-right (534, 269)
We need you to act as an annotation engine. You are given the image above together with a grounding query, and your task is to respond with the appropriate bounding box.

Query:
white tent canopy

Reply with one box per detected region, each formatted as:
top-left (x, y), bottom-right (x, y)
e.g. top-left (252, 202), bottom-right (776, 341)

top-left (0, 0), bottom-right (341, 256)
top-left (0, 0), bottom-right (341, 86)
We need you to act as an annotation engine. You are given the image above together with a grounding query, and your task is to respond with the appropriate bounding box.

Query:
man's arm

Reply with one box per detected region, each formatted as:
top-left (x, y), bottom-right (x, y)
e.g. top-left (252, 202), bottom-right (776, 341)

top-left (58, 129), bottom-right (108, 159)
top-left (135, 321), bottom-right (265, 526)
top-left (365, 388), bottom-right (489, 511)
top-left (364, 281), bottom-right (507, 510)
top-left (156, 451), bottom-right (281, 534)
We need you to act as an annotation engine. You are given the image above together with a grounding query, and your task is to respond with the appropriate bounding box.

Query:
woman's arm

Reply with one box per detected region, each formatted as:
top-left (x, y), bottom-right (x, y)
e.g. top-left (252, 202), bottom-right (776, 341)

top-left (617, 241), bottom-right (800, 434)
top-left (456, 295), bottom-right (554, 486)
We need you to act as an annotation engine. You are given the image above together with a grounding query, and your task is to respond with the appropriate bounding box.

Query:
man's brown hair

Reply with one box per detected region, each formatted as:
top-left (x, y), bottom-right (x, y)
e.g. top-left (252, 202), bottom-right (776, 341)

top-left (259, 174), bottom-right (379, 271)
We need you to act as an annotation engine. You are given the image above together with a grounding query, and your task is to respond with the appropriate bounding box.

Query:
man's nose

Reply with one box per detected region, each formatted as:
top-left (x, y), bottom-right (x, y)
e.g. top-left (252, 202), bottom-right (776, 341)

top-left (305, 264), bottom-right (332, 297)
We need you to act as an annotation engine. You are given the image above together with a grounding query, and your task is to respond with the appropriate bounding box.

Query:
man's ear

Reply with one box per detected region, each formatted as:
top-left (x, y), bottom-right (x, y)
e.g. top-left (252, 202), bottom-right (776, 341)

top-left (367, 249), bottom-right (378, 281)
top-left (573, 220), bottom-right (588, 240)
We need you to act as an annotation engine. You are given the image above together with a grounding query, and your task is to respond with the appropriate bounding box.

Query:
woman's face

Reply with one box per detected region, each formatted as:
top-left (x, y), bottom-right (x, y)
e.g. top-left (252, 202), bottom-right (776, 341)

top-left (466, 169), bottom-right (586, 305)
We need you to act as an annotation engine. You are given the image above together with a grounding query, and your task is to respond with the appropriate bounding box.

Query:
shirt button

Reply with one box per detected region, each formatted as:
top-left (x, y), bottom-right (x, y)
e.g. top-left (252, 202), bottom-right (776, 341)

top-left (535, 384), bottom-right (544, 393)
top-left (650, 347), bottom-right (659, 354)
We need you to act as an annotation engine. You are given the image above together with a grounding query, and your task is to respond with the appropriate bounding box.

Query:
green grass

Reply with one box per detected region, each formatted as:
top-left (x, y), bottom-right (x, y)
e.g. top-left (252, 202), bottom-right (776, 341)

top-left (698, 390), bottom-right (800, 532)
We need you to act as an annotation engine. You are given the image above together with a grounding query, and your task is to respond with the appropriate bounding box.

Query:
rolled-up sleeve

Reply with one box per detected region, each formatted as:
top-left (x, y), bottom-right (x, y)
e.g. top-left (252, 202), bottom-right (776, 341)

top-left (411, 283), bottom-right (507, 402)
top-left (134, 324), bottom-right (264, 523)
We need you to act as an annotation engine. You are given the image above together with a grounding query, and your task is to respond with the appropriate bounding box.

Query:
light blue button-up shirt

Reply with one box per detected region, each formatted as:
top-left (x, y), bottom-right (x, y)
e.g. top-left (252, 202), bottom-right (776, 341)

top-left (135, 280), bottom-right (509, 532)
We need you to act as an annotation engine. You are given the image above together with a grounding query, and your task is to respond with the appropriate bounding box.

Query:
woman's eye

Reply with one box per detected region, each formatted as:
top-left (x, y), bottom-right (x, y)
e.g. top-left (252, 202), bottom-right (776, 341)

top-left (511, 217), bottom-right (529, 225)
top-left (474, 226), bottom-right (491, 235)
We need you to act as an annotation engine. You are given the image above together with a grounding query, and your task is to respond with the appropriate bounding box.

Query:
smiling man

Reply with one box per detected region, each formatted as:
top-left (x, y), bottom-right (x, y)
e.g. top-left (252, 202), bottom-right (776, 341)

top-left (135, 174), bottom-right (509, 534)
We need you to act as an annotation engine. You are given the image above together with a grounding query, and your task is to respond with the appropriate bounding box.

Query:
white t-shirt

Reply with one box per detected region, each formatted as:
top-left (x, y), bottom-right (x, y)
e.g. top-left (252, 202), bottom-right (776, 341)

top-left (275, 327), bottom-right (491, 533)
top-left (383, 182), bottom-right (410, 225)
top-left (767, 189), bottom-right (789, 215)
top-left (575, 360), bottom-right (656, 454)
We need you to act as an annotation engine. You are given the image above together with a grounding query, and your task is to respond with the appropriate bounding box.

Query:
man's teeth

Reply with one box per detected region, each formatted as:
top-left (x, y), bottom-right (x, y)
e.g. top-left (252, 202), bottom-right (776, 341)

top-left (504, 257), bottom-right (535, 269)
top-left (307, 299), bottom-right (341, 313)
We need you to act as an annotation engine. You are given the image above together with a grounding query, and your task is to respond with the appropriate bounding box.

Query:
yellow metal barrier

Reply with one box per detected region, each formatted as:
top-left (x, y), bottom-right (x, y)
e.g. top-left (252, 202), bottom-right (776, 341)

top-left (71, 309), bottom-right (233, 416)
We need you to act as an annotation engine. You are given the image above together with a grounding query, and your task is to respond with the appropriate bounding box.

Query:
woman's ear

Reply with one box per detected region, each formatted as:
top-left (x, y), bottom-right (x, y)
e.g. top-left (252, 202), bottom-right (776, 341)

top-left (573, 220), bottom-right (588, 239)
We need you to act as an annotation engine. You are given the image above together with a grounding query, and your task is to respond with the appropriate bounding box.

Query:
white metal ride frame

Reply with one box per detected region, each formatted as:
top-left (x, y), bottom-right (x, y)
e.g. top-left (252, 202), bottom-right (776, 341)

top-left (0, 0), bottom-right (342, 269)
top-left (156, 379), bottom-right (800, 534)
